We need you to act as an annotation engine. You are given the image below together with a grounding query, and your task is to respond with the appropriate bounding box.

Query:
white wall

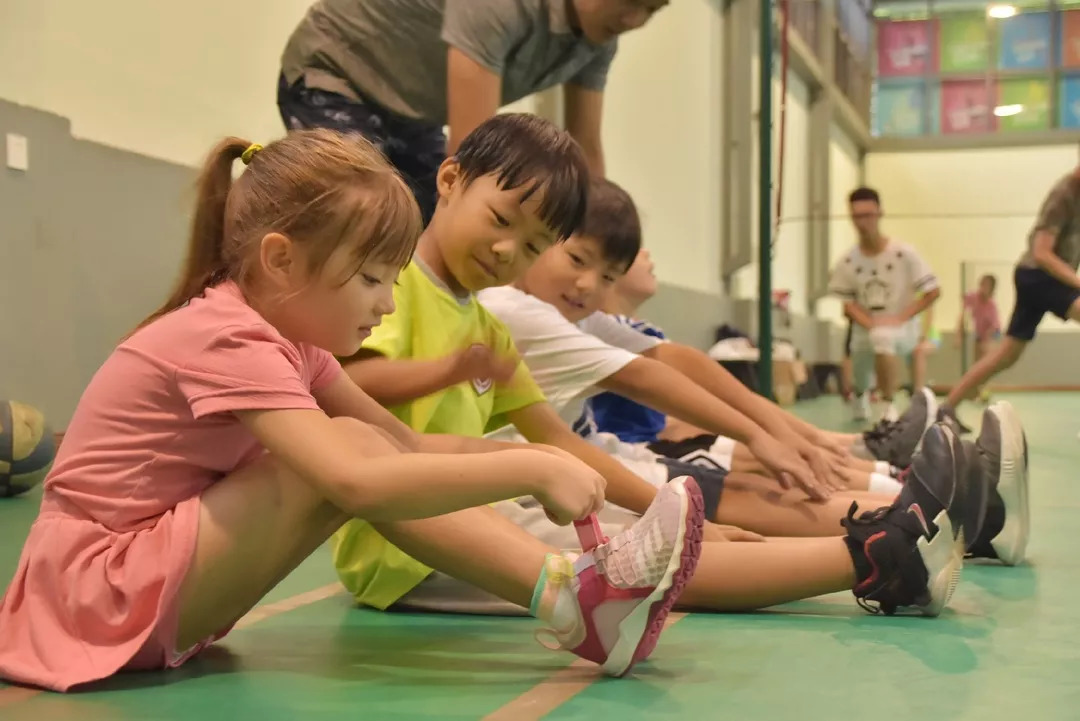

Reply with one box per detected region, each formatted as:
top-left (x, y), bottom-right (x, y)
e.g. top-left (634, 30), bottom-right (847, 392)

top-left (1, 0), bottom-right (719, 293)
top-left (602, 0), bottom-right (723, 296)
top-left (0, 0), bottom-right (313, 166)
top-left (730, 61), bottom-right (813, 313)
top-left (0, 0), bottom-right (537, 168)
top-left (865, 144), bottom-right (1080, 333)
top-left (818, 123), bottom-right (863, 324)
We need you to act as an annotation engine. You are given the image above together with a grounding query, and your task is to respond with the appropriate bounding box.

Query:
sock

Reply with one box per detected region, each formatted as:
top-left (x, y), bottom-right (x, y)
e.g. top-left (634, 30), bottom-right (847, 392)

top-left (873, 461), bottom-right (892, 476)
top-left (530, 554), bottom-right (581, 634)
top-left (869, 472), bottom-right (903, 496)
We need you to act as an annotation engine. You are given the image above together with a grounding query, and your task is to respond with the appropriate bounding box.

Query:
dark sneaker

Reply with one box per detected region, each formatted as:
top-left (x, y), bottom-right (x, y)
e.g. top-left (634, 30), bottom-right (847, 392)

top-left (956, 440), bottom-right (991, 552)
top-left (966, 402), bottom-right (1030, 565)
top-left (852, 387), bottom-right (938, 468)
top-left (937, 404), bottom-right (973, 436)
top-left (842, 423), bottom-right (966, 616)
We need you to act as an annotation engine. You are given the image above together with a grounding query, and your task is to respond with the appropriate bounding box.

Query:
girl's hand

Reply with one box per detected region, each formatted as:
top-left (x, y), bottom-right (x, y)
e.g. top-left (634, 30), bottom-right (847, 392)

top-left (529, 452), bottom-right (607, 525)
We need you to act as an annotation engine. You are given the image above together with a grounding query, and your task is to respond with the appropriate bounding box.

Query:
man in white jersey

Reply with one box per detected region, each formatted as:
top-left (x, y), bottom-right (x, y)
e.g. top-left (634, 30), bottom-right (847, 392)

top-left (829, 187), bottom-right (941, 422)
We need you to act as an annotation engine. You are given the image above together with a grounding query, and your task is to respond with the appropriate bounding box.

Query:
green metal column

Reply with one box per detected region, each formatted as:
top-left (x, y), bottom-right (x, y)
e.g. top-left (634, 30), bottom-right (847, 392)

top-left (758, 0), bottom-right (773, 399)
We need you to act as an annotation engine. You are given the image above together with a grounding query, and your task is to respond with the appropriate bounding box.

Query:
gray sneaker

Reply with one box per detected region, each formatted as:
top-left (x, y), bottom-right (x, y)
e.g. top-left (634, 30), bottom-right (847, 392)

top-left (854, 388), bottom-right (938, 468)
top-left (965, 402), bottom-right (1030, 565)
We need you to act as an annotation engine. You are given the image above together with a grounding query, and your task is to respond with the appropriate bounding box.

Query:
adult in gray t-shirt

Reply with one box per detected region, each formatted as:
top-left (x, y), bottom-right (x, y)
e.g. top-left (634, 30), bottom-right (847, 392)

top-left (941, 169), bottom-right (1080, 416)
top-left (278, 0), bottom-right (668, 221)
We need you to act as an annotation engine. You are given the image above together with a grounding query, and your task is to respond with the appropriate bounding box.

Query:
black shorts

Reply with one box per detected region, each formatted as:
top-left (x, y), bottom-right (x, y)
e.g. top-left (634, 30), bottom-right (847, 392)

top-left (658, 458), bottom-right (726, 520)
top-left (1006, 267), bottom-right (1080, 341)
top-left (648, 434), bottom-right (725, 469)
top-left (276, 74), bottom-right (446, 224)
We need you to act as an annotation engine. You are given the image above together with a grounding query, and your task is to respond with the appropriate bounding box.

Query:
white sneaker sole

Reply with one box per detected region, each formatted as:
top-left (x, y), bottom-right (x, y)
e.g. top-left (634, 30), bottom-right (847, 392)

top-left (601, 479), bottom-right (698, 676)
top-left (917, 506), bottom-right (964, 617)
top-left (988, 401), bottom-right (1029, 566)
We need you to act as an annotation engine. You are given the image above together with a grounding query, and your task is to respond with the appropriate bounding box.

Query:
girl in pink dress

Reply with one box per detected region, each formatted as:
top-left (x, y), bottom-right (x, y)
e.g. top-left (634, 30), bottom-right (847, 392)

top-left (0, 123), bottom-right (705, 691)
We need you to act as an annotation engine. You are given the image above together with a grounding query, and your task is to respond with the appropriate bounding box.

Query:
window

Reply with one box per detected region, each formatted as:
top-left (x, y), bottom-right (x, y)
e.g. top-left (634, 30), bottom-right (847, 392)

top-left (873, 0), bottom-right (1079, 137)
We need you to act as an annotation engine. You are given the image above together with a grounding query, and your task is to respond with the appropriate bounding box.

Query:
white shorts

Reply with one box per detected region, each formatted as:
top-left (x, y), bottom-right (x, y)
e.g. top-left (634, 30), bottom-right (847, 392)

top-left (585, 432), bottom-right (670, 489)
top-left (851, 320), bottom-right (920, 357)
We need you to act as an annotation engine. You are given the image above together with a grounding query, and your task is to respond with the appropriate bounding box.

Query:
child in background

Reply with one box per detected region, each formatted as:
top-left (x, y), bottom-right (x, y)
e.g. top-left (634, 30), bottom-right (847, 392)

top-left (955, 274), bottom-right (1002, 404)
top-left (0, 127), bottom-right (706, 690)
top-left (335, 115), bottom-right (977, 622)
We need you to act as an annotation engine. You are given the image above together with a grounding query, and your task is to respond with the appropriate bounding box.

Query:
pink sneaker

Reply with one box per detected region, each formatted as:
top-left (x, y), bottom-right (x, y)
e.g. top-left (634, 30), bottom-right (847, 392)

top-left (544, 476), bottom-right (705, 676)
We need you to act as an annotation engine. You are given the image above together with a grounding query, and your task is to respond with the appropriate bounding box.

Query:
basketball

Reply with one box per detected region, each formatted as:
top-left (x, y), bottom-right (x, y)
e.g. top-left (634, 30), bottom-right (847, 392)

top-left (0, 400), bottom-right (57, 498)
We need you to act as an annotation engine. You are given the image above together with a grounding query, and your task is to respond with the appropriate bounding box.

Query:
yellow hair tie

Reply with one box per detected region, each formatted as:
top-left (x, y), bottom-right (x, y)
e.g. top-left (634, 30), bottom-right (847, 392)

top-left (241, 143), bottom-right (263, 165)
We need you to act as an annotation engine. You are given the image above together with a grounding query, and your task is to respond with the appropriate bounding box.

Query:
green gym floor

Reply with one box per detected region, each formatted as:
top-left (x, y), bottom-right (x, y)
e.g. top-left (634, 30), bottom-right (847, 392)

top-left (0, 393), bottom-right (1075, 720)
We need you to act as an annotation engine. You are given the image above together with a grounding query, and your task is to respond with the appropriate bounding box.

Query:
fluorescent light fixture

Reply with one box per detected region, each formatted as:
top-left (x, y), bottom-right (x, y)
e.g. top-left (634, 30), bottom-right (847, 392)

top-left (988, 5), bottom-right (1018, 18)
top-left (994, 104), bottom-right (1024, 117)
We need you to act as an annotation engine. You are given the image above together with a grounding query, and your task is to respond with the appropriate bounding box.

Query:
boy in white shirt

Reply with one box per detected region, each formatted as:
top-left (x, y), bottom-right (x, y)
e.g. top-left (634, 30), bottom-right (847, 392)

top-left (829, 187), bottom-right (941, 422)
top-left (481, 177), bottom-right (1027, 567)
top-left (479, 181), bottom-right (920, 536)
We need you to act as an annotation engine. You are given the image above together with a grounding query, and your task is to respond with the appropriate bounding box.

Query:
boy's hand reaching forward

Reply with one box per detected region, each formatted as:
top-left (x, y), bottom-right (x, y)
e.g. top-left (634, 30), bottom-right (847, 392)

top-left (746, 432), bottom-right (833, 502)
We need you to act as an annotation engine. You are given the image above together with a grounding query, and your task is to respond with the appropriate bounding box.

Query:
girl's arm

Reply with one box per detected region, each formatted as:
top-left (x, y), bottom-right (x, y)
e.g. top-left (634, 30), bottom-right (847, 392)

top-left (315, 371), bottom-right (556, 456)
top-left (235, 407), bottom-right (603, 523)
top-left (507, 402), bottom-right (659, 514)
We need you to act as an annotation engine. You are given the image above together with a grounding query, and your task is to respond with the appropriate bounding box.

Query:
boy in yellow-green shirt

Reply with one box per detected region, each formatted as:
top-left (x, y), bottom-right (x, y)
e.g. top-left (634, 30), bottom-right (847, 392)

top-left (335, 113), bottom-right (972, 621)
top-left (332, 259), bottom-right (549, 609)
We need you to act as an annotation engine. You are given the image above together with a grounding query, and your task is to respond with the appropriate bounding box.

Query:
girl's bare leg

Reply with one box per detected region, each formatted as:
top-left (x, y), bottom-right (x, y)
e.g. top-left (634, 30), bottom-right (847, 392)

top-left (379, 516), bottom-right (858, 613)
top-left (176, 418), bottom-right (407, 648)
top-left (374, 508), bottom-right (548, 608)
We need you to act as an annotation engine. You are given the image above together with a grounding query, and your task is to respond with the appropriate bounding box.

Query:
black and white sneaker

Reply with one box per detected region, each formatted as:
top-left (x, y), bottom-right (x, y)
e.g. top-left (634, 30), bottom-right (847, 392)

top-left (842, 423), bottom-right (966, 617)
top-left (851, 387), bottom-right (938, 469)
top-left (966, 402), bottom-right (1030, 565)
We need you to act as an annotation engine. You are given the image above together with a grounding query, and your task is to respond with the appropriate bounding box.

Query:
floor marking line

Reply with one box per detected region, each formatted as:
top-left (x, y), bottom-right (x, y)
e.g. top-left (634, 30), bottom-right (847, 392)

top-left (0, 582), bottom-right (346, 708)
top-left (232, 583), bottom-right (345, 630)
top-left (482, 612), bottom-right (688, 721)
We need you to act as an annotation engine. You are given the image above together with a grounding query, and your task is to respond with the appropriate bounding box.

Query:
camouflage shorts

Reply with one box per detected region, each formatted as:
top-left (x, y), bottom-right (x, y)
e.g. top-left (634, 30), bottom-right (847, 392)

top-left (277, 74), bottom-right (445, 223)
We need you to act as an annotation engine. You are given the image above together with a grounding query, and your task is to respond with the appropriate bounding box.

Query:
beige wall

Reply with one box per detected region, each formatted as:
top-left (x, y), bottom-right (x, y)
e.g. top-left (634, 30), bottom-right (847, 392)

top-left (818, 123), bottom-right (863, 325)
top-left (602, 0), bottom-right (724, 295)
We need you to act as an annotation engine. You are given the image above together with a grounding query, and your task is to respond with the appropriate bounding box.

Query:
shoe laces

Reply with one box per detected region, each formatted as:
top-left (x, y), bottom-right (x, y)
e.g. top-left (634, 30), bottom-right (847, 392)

top-left (856, 596), bottom-right (884, 615)
top-left (864, 418), bottom-right (902, 444)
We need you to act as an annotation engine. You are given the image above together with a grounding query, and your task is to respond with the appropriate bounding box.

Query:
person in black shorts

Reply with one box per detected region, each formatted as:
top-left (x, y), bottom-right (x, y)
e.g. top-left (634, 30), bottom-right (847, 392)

top-left (939, 170), bottom-right (1080, 426)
